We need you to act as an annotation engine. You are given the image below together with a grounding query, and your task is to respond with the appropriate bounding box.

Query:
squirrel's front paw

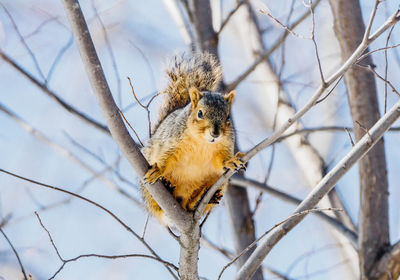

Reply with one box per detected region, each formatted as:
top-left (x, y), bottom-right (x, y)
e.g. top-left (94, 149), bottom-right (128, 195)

top-left (224, 152), bottom-right (246, 171)
top-left (144, 164), bottom-right (163, 184)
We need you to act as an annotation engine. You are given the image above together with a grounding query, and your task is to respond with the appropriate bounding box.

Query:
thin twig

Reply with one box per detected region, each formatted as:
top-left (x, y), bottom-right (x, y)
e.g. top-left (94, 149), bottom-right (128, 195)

top-left (128, 40), bottom-right (157, 93)
top-left (47, 34), bottom-right (74, 83)
top-left (142, 214), bottom-right (150, 239)
top-left (127, 76), bottom-right (152, 138)
top-left (24, 16), bottom-right (59, 38)
top-left (344, 128), bottom-right (355, 147)
top-left (356, 64), bottom-right (400, 97)
top-left (217, 0), bottom-right (246, 35)
top-left (118, 108), bottom-right (145, 147)
top-left (92, 1), bottom-right (122, 106)
top-left (356, 43), bottom-right (400, 63)
top-left (0, 228), bottom-right (28, 280)
top-left (259, 9), bottom-right (308, 40)
top-left (384, 26), bottom-right (393, 112)
top-left (0, 3), bottom-right (45, 81)
top-left (308, 0), bottom-right (325, 85)
top-left (316, 75), bottom-right (343, 104)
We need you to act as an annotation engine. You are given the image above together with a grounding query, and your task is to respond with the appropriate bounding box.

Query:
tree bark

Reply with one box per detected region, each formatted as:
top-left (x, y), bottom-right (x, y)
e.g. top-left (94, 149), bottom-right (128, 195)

top-left (328, 0), bottom-right (390, 278)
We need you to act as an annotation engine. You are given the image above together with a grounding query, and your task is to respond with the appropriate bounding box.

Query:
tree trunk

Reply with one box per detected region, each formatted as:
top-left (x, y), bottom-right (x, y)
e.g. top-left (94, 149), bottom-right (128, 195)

top-left (328, 0), bottom-right (390, 278)
top-left (180, 1), bottom-right (264, 279)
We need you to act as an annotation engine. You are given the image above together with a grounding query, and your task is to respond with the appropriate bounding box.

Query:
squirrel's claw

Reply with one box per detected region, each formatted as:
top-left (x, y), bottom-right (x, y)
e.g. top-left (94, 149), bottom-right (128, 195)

top-left (161, 178), bottom-right (176, 194)
top-left (144, 164), bottom-right (163, 184)
top-left (224, 152), bottom-right (246, 171)
top-left (209, 189), bottom-right (223, 204)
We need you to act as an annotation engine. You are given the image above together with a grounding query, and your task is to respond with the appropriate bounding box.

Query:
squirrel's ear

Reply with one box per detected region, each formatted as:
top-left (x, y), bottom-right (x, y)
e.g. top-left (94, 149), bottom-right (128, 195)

top-left (189, 87), bottom-right (203, 108)
top-left (224, 90), bottom-right (236, 106)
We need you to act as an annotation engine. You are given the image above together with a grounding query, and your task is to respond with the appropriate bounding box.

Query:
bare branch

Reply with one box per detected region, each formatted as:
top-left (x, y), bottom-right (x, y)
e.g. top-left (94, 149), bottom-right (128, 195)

top-left (230, 175), bottom-right (357, 246)
top-left (34, 212), bottom-right (178, 279)
top-left (356, 43), bottom-right (400, 63)
top-left (276, 125), bottom-right (400, 142)
top-left (308, 0), bottom-right (325, 85)
top-left (384, 25), bottom-right (396, 113)
top-left (0, 50), bottom-right (110, 134)
top-left (217, 0), bottom-right (245, 35)
top-left (363, 0), bottom-right (381, 43)
top-left (259, 9), bottom-right (308, 40)
top-left (357, 64), bottom-right (400, 97)
top-left (0, 228), bottom-right (28, 280)
top-left (0, 103), bottom-right (142, 207)
top-left (227, 0), bottom-right (321, 91)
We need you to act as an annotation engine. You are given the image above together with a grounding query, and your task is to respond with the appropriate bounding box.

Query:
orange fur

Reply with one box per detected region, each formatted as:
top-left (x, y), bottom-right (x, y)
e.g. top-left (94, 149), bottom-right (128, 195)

top-left (142, 121), bottom-right (233, 222)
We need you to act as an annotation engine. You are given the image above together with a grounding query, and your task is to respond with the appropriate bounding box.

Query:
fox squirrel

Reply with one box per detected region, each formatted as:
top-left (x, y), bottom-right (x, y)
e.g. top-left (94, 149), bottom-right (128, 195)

top-left (141, 53), bottom-right (244, 224)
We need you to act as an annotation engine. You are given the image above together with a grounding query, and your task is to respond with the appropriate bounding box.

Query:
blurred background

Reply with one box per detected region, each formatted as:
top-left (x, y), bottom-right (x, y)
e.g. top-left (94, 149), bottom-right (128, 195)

top-left (0, 0), bottom-right (399, 279)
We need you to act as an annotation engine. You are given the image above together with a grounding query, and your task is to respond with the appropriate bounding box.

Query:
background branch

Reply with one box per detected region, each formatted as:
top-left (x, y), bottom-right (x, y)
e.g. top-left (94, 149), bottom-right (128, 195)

top-left (0, 228), bottom-right (28, 280)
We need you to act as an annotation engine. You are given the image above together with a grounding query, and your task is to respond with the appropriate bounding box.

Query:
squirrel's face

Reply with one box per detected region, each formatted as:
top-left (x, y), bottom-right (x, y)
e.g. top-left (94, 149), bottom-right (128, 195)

top-left (187, 88), bottom-right (235, 144)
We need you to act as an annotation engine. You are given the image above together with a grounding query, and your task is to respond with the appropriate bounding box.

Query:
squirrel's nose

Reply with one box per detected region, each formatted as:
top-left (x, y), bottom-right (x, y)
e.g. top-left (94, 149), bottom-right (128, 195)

top-left (210, 130), bottom-right (220, 138)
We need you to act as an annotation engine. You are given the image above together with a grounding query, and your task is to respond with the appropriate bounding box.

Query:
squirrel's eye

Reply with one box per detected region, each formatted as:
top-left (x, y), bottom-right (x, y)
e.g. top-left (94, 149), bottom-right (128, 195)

top-left (197, 110), bottom-right (204, 119)
top-left (226, 114), bottom-right (231, 122)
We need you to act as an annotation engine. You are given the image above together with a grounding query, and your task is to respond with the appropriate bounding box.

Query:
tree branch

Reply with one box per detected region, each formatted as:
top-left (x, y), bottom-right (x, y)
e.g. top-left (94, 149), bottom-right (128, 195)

top-left (230, 175), bottom-right (357, 247)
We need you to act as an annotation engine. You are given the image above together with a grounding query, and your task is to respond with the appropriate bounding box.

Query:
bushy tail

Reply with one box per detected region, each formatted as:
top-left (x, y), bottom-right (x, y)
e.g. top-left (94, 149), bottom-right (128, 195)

top-left (158, 52), bottom-right (222, 122)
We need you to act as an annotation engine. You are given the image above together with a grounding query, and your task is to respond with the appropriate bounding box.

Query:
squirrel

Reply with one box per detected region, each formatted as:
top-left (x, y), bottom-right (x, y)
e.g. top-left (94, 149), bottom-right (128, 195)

top-left (140, 52), bottom-right (244, 224)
